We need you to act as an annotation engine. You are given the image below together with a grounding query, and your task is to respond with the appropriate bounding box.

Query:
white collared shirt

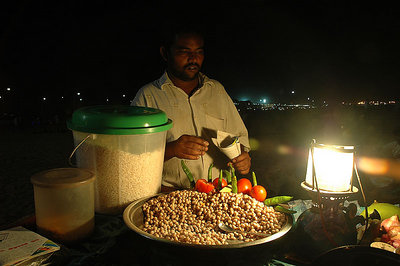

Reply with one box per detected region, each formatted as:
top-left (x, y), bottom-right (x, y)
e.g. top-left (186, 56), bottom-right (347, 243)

top-left (131, 72), bottom-right (250, 188)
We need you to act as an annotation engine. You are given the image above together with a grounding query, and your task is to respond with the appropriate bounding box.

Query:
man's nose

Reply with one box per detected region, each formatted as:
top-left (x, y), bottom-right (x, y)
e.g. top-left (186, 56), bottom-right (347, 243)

top-left (188, 52), bottom-right (199, 62)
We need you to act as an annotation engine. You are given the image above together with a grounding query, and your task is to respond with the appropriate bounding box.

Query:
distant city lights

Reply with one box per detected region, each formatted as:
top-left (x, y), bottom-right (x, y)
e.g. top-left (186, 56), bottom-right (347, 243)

top-left (0, 86), bottom-right (396, 113)
top-left (237, 98), bottom-right (397, 112)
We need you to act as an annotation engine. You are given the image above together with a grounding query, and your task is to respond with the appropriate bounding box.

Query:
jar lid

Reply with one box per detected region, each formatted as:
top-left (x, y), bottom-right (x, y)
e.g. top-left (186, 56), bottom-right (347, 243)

top-left (31, 168), bottom-right (95, 188)
top-left (67, 105), bottom-right (173, 135)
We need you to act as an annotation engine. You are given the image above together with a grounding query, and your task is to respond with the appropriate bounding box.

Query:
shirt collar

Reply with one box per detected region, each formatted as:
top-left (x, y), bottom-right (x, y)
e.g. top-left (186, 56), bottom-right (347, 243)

top-left (159, 71), bottom-right (213, 91)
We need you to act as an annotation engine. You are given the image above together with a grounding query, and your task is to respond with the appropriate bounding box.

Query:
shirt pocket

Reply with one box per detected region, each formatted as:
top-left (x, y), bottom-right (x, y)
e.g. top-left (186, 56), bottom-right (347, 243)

top-left (205, 112), bottom-right (225, 131)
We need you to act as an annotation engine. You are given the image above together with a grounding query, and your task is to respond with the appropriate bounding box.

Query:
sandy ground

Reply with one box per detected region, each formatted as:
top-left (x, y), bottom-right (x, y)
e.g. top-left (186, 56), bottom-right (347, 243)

top-left (1, 106), bottom-right (399, 228)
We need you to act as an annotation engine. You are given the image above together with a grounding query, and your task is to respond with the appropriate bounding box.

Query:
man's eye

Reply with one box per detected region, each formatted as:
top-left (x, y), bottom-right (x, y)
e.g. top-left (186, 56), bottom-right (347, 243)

top-left (175, 50), bottom-right (204, 56)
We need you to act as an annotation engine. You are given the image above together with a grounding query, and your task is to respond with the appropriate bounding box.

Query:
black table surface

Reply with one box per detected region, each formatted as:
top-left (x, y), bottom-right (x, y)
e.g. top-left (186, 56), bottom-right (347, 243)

top-left (7, 213), bottom-right (400, 266)
top-left (27, 214), bottom-right (303, 266)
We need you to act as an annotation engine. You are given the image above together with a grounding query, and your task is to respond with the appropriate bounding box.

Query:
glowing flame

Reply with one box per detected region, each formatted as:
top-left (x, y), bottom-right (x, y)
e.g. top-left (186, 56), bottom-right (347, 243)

top-left (305, 144), bottom-right (354, 192)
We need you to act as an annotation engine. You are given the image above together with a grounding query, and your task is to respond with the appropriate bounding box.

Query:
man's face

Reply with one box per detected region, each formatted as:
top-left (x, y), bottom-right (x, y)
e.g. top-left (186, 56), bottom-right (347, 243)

top-left (166, 33), bottom-right (204, 81)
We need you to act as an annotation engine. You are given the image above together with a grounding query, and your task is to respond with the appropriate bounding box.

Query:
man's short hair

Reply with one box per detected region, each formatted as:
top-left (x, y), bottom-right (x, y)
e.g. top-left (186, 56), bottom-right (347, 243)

top-left (161, 23), bottom-right (205, 52)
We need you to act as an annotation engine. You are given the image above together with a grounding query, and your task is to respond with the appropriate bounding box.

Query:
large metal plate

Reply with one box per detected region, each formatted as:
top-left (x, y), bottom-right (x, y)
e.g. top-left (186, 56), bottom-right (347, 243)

top-left (123, 193), bottom-right (293, 249)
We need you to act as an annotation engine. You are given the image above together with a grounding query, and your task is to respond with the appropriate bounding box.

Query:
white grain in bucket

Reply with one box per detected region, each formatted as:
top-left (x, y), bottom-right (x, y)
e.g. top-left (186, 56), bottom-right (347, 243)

top-left (78, 139), bottom-right (164, 214)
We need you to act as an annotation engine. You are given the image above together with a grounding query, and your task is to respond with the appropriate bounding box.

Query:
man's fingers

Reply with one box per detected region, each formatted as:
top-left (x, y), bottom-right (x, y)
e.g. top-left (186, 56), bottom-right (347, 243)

top-left (177, 145), bottom-right (206, 159)
top-left (181, 135), bottom-right (209, 147)
top-left (174, 135), bottom-right (210, 160)
top-left (238, 168), bottom-right (250, 175)
top-left (234, 162), bottom-right (248, 172)
top-left (231, 152), bottom-right (251, 174)
top-left (181, 137), bottom-right (208, 153)
top-left (232, 155), bottom-right (246, 165)
top-left (184, 146), bottom-right (206, 156)
top-left (186, 142), bottom-right (208, 152)
top-left (234, 160), bottom-right (250, 173)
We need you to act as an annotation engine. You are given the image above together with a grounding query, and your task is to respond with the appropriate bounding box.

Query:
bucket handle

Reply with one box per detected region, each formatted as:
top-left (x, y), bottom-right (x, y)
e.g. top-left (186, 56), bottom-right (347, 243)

top-left (68, 134), bottom-right (92, 167)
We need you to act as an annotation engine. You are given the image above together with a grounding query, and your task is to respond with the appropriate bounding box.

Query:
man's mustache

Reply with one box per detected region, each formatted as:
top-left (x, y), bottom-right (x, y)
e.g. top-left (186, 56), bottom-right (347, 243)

top-left (184, 63), bottom-right (200, 69)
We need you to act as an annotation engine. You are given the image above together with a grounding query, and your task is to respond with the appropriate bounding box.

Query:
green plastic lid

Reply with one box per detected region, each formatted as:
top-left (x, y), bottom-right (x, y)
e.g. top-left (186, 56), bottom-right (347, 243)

top-left (67, 105), bottom-right (173, 135)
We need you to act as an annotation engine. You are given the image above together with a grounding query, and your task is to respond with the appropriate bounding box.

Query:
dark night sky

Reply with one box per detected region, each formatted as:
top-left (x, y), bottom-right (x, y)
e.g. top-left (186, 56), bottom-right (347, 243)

top-left (0, 0), bottom-right (399, 110)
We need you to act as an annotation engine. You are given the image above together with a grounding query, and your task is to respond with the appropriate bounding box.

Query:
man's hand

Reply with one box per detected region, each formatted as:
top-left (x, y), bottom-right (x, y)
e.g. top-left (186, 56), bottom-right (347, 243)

top-left (230, 151), bottom-right (251, 175)
top-left (164, 135), bottom-right (209, 161)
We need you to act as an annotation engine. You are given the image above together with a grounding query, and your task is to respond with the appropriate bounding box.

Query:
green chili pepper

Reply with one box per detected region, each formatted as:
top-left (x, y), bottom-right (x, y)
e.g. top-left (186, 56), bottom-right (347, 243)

top-left (208, 163), bottom-right (214, 183)
top-left (223, 170), bottom-right (232, 185)
top-left (181, 160), bottom-right (195, 189)
top-left (229, 164), bottom-right (235, 178)
top-left (229, 164), bottom-right (238, 193)
top-left (218, 170), bottom-right (223, 190)
top-left (274, 205), bottom-right (296, 214)
top-left (252, 171), bottom-right (257, 186)
top-left (232, 175), bottom-right (238, 193)
top-left (264, 196), bottom-right (293, 206)
top-left (278, 203), bottom-right (290, 209)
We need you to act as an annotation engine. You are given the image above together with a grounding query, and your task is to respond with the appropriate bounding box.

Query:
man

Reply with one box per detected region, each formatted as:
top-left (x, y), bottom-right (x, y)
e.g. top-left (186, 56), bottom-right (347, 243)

top-left (131, 25), bottom-right (251, 191)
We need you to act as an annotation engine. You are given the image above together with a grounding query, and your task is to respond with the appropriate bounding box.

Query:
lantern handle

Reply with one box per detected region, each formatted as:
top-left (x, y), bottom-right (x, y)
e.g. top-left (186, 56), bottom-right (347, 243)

top-left (310, 139), bottom-right (317, 188)
top-left (68, 134), bottom-right (92, 167)
top-left (354, 158), bottom-right (369, 244)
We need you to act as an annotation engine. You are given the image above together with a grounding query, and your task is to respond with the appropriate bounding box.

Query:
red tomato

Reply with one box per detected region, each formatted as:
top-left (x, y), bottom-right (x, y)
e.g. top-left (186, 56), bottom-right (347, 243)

top-left (237, 178), bottom-right (252, 194)
top-left (249, 185), bottom-right (267, 202)
top-left (195, 179), bottom-right (215, 193)
top-left (212, 178), bottom-right (228, 189)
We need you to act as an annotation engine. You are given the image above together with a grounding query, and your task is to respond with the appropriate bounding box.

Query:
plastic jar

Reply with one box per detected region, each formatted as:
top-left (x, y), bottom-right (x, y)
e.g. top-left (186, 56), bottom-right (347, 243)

top-left (67, 105), bottom-right (172, 214)
top-left (31, 168), bottom-right (95, 244)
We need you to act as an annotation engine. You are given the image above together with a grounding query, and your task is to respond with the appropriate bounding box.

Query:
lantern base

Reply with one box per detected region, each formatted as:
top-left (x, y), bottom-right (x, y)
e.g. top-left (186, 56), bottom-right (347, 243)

top-left (291, 183), bottom-right (362, 260)
top-left (301, 181), bottom-right (358, 200)
top-left (293, 204), bottom-right (358, 261)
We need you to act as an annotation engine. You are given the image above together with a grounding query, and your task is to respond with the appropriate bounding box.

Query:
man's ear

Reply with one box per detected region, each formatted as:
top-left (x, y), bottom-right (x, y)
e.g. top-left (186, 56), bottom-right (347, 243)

top-left (160, 46), bottom-right (168, 62)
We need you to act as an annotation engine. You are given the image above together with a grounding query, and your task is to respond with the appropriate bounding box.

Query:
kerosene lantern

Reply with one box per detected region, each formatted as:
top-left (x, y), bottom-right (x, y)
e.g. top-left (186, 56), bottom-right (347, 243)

top-left (294, 140), bottom-right (368, 258)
